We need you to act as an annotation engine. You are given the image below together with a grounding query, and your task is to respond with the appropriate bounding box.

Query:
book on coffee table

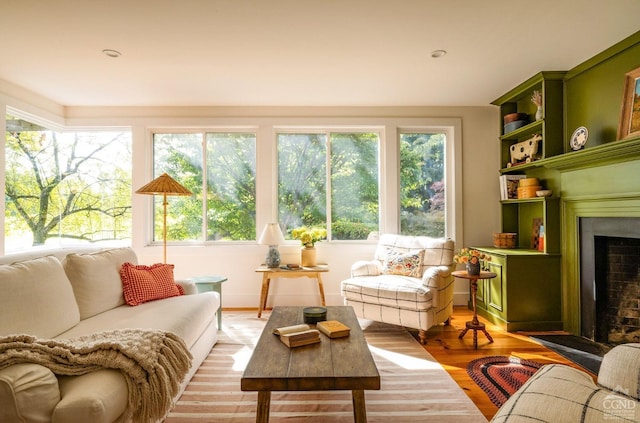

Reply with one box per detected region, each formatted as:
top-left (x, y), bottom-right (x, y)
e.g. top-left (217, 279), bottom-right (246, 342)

top-left (317, 320), bottom-right (350, 338)
top-left (273, 324), bottom-right (321, 347)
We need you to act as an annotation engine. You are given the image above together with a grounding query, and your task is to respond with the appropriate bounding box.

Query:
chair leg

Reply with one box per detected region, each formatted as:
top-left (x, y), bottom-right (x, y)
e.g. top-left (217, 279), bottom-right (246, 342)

top-left (418, 329), bottom-right (427, 345)
top-left (444, 317), bottom-right (451, 326)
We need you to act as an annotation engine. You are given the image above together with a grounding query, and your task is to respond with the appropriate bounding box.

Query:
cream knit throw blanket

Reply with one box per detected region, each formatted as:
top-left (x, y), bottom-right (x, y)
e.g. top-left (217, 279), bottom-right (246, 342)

top-left (0, 329), bottom-right (192, 422)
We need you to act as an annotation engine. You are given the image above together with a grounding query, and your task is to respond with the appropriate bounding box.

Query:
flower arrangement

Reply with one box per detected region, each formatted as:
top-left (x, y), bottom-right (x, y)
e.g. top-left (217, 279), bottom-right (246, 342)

top-left (454, 248), bottom-right (491, 265)
top-left (291, 226), bottom-right (327, 247)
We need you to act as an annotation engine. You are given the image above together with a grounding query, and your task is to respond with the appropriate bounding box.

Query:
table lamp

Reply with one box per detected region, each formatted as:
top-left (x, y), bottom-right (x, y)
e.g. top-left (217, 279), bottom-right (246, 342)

top-left (258, 223), bottom-right (285, 268)
top-left (135, 173), bottom-right (192, 263)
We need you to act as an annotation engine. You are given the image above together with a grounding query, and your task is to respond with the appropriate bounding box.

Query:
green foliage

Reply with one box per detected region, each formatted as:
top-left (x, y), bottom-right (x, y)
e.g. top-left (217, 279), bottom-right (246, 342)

top-left (5, 119), bottom-right (132, 247)
top-left (332, 219), bottom-right (377, 240)
top-left (399, 133), bottom-right (446, 236)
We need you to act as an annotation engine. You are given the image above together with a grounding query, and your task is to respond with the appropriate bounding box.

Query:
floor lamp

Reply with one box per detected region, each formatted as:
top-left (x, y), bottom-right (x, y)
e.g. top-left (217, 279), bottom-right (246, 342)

top-left (135, 173), bottom-right (192, 263)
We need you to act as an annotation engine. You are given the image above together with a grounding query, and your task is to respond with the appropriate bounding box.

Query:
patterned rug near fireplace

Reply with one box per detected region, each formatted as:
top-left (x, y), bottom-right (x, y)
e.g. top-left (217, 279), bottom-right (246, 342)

top-left (466, 355), bottom-right (543, 408)
top-left (166, 311), bottom-right (488, 422)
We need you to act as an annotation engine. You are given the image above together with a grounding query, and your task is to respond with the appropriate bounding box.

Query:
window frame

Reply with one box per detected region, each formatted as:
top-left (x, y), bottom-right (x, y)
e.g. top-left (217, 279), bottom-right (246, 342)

top-left (146, 127), bottom-right (259, 246)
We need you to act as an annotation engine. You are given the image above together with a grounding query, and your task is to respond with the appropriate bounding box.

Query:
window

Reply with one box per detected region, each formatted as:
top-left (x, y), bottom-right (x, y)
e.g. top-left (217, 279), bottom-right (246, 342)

top-left (399, 132), bottom-right (446, 237)
top-left (4, 114), bottom-right (132, 252)
top-left (152, 132), bottom-right (256, 242)
top-left (277, 131), bottom-right (379, 240)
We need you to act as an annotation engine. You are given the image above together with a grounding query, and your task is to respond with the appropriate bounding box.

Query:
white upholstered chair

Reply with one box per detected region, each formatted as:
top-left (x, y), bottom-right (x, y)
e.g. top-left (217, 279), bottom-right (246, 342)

top-left (341, 233), bottom-right (456, 344)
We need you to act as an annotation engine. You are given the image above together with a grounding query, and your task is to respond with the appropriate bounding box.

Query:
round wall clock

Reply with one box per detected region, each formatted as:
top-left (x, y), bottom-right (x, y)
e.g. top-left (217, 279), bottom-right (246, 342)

top-left (570, 126), bottom-right (588, 151)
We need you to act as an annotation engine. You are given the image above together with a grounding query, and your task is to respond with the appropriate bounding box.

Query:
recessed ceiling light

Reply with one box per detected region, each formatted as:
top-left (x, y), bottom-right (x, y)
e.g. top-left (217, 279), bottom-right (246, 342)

top-left (102, 49), bottom-right (122, 58)
top-left (431, 49), bottom-right (447, 59)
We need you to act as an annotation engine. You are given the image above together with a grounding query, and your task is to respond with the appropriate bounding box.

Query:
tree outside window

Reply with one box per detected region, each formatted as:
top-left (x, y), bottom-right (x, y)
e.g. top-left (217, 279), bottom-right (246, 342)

top-left (277, 131), bottom-right (379, 241)
top-left (399, 132), bottom-right (446, 237)
top-left (152, 132), bottom-right (256, 242)
top-left (4, 115), bottom-right (132, 252)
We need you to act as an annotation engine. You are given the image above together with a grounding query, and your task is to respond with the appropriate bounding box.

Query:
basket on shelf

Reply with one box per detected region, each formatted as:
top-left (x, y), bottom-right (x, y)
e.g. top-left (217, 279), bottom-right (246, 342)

top-left (493, 232), bottom-right (517, 249)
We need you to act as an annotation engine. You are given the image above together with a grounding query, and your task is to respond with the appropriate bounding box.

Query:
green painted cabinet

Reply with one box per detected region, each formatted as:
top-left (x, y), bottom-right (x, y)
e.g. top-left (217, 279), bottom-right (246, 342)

top-left (473, 72), bottom-right (565, 332)
top-left (473, 248), bottom-right (562, 331)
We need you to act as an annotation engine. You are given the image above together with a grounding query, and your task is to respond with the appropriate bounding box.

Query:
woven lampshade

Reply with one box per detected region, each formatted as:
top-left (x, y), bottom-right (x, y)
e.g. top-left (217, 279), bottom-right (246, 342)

top-left (135, 173), bottom-right (192, 264)
top-left (135, 173), bottom-right (192, 196)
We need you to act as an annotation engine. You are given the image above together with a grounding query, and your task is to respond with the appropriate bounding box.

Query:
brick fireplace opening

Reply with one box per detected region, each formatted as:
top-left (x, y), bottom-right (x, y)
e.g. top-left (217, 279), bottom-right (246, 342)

top-left (580, 217), bottom-right (640, 346)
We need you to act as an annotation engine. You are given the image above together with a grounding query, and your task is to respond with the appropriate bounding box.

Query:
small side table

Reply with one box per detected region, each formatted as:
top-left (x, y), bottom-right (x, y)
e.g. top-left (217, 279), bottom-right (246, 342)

top-left (255, 266), bottom-right (329, 318)
top-left (452, 270), bottom-right (496, 349)
top-left (189, 275), bottom-right (227, 330)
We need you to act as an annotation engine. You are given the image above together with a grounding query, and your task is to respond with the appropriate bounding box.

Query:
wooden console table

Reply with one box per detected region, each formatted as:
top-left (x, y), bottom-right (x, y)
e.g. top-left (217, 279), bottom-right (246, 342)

top-left (255, 266), bottom-right (328, 318)
top-left (453, 270), bottom-right (497, 349)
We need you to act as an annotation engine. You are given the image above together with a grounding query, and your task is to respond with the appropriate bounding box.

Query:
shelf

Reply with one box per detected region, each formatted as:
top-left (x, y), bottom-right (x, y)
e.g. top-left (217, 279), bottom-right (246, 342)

top-left (500, 120), bottom-right (543, 141)
top-left (475, 247), bottom-right (559, 256)
top-left (543, 135), bottom-right (640, 171)
top-left (501, 197), bottom-right (553, 205)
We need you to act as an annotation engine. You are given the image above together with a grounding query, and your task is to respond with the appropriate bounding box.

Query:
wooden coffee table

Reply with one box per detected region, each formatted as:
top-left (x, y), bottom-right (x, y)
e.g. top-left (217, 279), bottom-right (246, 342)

top-left (241, 306), bottom-right (380, 423)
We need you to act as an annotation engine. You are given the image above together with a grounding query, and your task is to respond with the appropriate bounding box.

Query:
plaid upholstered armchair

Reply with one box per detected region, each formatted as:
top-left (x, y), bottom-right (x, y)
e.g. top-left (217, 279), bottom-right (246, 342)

top-left (341, 234), bottom-right (456, 344)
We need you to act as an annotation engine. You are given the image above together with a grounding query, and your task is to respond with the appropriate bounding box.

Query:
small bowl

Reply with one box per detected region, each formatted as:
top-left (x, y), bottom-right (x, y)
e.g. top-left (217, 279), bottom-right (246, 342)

top-left (536, 190), bottom-right (552, 197)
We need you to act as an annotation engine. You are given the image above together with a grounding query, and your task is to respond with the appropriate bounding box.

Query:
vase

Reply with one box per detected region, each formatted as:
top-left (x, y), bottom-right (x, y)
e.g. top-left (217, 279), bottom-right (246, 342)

top-left (301, 245), bottom-right (317, 267)
top-left (535, 106), bottom-right (543, 121)
top-left (466, 261), bottom-right (481, 276)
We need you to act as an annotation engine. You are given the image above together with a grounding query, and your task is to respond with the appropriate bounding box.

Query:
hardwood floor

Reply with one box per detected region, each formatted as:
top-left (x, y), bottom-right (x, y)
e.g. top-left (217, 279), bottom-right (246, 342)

top-left (419, 306), bottom-right (595, 421)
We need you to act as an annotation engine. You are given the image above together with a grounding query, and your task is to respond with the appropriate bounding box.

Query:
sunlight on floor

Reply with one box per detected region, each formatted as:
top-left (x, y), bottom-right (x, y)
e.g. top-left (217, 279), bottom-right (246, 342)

top-left (368, 345), bottom-right (441, 370)
top-left (231, 346), bottom-right (253, 371)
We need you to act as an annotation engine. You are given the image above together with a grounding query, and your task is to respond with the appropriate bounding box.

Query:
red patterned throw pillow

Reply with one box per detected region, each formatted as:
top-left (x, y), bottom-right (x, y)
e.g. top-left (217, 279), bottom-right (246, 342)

top-left (120, 262), bottom-right (184, 306)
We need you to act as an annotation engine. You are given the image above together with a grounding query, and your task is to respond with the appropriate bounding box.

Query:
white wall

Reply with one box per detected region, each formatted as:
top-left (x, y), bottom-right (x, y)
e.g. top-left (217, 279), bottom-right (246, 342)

top-left (1, 80), bottom-right (502, 309)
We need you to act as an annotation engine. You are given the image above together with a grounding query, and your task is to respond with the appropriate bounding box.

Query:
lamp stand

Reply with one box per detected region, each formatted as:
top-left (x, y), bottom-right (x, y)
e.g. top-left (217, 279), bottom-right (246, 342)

top-left (162, 193), bottom-right (168, 264)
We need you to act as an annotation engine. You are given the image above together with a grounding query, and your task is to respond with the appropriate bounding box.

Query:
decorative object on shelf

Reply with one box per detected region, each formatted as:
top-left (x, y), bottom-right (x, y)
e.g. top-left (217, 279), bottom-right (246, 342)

top-left (499, 174), bottom-right (527, 199)
top-left (531, 217), bottom-right (543, 250)
top-left (493, 233), bottom-right (517, 249)
top-left (617, 66), bottom-right (640, 140)
top-left (258, 223), bottom-right (286, 268)
top-left (536, 189), bottom-right (552, 197)
top-left (517, 177), bottom-right (542, 199)
top-left (135, 172), bottom-right (193, 264)
top-left (508, 133), bottom-right (542, 167)
top-left (454, 248), bottom-right (491, 275)
top-left (531, 89), bottom-right (543, 121)
top-left (504, 119), bottom-right (529, 134)
top-left (503, 113), bottom-right (529, 134)
top-left (291, 226), bottom-right (326, 267)
top-left (570, 126), bottom-right (589, 151)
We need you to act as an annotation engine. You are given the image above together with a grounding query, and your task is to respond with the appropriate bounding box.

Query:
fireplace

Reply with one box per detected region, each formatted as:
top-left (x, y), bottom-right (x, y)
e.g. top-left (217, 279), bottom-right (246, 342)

top-left (580, 217), bottom-right (640, 345)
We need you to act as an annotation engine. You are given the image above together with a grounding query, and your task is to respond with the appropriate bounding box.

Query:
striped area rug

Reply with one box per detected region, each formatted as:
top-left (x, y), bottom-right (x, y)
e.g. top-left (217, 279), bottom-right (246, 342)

top-left (165, 311), bottom-right (487, 422)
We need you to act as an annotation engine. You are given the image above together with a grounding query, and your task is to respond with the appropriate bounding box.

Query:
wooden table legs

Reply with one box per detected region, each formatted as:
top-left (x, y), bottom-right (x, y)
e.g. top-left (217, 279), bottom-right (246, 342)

top-left (256, 271), bottom-right (327, 318)
top-left (458, 279), bottom-right (494, 349)
top-left (258, 274), bottom-right (271, 318)
top-left (254, 389), bottom-right (367, 423)
top-left (256, 391), bottom-right (270, 423)
top-left (352, 389), bottom-right (367, 423)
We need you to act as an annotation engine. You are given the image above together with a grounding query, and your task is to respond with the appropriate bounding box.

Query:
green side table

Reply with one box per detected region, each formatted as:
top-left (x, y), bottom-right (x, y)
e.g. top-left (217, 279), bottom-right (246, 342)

top-left (189, 275), bottom-right (227, 330)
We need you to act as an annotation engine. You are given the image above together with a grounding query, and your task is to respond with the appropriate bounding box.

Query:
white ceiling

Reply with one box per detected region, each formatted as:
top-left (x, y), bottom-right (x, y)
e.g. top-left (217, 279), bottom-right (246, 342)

top-left (1, 0), bottom-right (639, 108)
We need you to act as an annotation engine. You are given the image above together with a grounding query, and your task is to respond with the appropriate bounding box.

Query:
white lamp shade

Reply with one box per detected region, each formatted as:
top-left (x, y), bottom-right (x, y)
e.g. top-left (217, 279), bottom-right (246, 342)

top-left (258, 223), bottom-right (285, 245)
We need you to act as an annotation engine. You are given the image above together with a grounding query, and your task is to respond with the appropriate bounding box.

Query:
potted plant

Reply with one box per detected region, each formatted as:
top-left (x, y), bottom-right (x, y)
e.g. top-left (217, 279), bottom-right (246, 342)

top-left (454, 248), bottom-right (491, 275)
top-left (291, 226), bottom-right (327, 267)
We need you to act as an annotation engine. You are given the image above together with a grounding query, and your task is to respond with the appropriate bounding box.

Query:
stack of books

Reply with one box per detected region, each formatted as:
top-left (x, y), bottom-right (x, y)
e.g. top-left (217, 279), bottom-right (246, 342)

top-left (273, 324), bottom-right (321, 347)
top-left (272, 320), bottom-right (351, 347)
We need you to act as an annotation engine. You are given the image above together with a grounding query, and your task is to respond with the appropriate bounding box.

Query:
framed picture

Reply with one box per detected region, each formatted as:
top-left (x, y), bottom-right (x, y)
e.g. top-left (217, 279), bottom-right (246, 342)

top-left (618, 66), bottom-right (640, 140)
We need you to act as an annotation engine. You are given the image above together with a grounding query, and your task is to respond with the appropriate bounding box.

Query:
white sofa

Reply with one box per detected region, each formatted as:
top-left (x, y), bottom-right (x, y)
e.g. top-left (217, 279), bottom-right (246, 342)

top-left (0, 246), bottom-right (220, 423)
top-left (492, 343), bottom-right (640, 422)
top-left (341, 234), bottom-right (456, 344)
